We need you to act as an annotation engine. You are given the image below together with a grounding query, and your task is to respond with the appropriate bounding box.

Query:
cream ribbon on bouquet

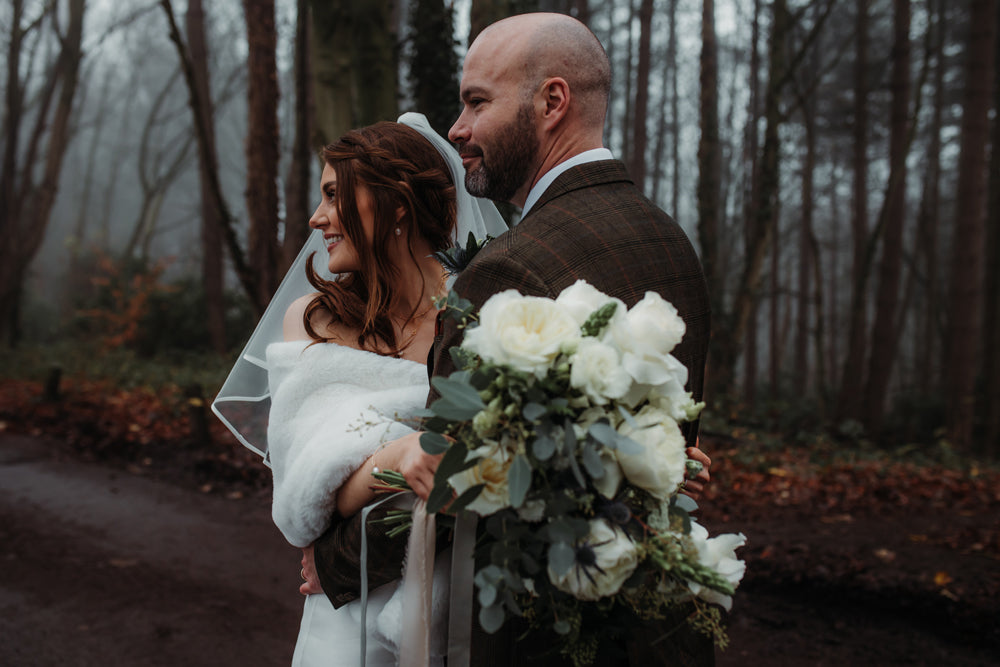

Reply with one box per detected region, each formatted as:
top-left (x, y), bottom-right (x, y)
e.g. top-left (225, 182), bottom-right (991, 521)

top-left (359, 497), bottom-right (476, 667)
top-left (397, 502), bottom-right (476, 667)
top-left (399, 499), bottom-right (435, 667)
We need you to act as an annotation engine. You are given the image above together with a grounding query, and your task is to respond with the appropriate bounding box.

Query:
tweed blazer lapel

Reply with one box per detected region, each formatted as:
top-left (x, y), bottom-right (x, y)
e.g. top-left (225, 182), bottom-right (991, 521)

top-left (521, 159), bottom-right (634, 223)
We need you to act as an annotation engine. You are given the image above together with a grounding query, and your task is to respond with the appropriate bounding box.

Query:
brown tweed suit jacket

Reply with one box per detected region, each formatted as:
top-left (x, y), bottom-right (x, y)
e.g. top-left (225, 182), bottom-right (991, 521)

top-left (314, 160), bottom-right (713, 666)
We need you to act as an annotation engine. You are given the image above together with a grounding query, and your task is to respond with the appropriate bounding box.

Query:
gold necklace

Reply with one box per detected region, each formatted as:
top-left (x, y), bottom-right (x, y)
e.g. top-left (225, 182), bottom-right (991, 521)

top-left (397, 271), bottom-right (447, 349)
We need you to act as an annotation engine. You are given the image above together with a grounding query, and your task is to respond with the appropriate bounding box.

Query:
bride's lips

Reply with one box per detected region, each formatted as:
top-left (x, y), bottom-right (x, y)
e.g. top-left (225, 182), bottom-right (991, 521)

top-left (324, 234), bottom-right (344, 252)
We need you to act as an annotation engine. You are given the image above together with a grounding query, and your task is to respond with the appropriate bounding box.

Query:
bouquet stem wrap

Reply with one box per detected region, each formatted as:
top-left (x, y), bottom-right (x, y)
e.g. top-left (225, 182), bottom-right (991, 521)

top-left (399, 499), bottom-right (435, 667)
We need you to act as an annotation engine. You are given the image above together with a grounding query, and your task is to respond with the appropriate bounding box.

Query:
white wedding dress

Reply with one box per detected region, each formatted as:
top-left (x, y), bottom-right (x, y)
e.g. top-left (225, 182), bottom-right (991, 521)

top-left (267, 340), bottom-right (449, 667)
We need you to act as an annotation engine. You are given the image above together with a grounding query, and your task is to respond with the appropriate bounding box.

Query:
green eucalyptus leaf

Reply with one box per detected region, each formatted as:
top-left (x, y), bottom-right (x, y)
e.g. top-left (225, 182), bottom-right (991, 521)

top-left (548, 541), bottom-right (576, 576)
top-left (420, 432), bottom-right (451, 455)
top-left (581, 443), bottom-right (605, 479)
top-left (448, 483), bottom-right (485, 514)
top-left (508, 454), bottom-right (531, 508)
top-left (522, 402), bottom-right (546, 421)
top-left (564, 424), bottom-right (586, 487)
top-left (531, 435), bottom-right (556, 461)
top-left (674, 493), bottom-right (699, 514)
top-left (479, 603), bottom-right (506, 634)
top-left (587, 422), bottom-right (618, 447)
top-left (478, 584), bottom-right (498, 608)
top-left (615, 433), bottom-right (644, 456)
top-left (426, 481), bottom-right (454, 514)
top-left (547, 518), bottom-right (577, 544)
top-left (434, 440), bottom-right (470, 484)
top-left (430, 376), bottom-right (486, 420)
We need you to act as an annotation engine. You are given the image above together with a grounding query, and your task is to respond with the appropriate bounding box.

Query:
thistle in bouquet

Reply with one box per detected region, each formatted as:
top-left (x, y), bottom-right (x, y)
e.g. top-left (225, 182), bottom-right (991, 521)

top-left (418, 280), bottom-right (746, 666)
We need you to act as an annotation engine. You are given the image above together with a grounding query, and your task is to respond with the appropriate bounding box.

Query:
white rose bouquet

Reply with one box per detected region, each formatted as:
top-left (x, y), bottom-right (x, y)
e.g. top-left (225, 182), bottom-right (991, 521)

top-left (412, 280), bottom-right (745, 666)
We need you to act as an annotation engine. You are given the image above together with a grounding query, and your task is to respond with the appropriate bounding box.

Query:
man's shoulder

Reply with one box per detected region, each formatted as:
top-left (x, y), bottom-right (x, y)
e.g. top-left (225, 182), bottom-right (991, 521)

top-left (540, 159), bottom-right (633, 201)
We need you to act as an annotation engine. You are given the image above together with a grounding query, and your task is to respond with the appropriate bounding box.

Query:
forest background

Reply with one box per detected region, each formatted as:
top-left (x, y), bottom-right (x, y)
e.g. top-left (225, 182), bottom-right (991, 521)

top-left (3, 0), bottom-right (1000, 454)
top-left (1, 0), bottom-right (999, 662)
top-left (0, 0), bottom-right (1000, 480)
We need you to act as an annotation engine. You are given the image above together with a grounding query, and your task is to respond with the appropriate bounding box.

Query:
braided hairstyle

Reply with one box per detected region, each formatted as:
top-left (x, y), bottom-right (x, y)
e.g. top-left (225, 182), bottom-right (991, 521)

top-left (303, 121), bottom-right (457, 356)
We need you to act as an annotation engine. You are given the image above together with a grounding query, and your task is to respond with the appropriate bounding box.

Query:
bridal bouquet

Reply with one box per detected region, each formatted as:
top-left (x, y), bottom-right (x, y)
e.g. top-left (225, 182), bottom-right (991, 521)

top-left (417, 280), bottom-right (746, 666)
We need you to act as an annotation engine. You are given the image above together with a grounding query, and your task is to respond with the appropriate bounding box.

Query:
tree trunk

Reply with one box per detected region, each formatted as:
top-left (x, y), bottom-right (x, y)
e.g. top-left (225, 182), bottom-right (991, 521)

top-left (835, 0), bottom-right (871, 424)
top-left (282, 0), bottom-right (314, 273)
top-left (742, 0), bottom-right (762, 406)
top-left (183, 0), bottom-right (228, 350)
top-left (708, 0), bottom-right (788, 399)
top-left (619, 1), bottom-right (636, 168)
top-left (125, 69), bottom-right (195, 261)
top-left (0, 0), bottom-right (86, 347)
top-left (629, 0), bottom-right (653, 194)
top-left (669, 0), bottom-right (681, 223)
top-left (862, 0), bottom-right (911, 436)
top-left (468, 0), bottom-right (540, 44)
top-left (697, 0), bottom-right (721, 328)
top-left (915, 0), bottom-right (945, 396)
top-left (795, 92), bottom-right (817, 397)
top-left (946, 0), bottom-right (997, 450)
top-left (243, 0), bottom-right (281, 310)
top-left (309, 0), bottom-right (397, 148)
top-left (983, 1), bottom-right (1000, 454)
top-left (68, 67), bottom-right (114, 281)
top-left (651, 0), bottom-right (678, 209)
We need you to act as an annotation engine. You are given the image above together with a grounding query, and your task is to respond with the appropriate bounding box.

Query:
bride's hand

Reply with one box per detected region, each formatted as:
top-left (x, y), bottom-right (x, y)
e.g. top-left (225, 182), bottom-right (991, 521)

top-left (390, 432), bottom-right (443, 501)
top-left (299, 545), bottom-right (323, 596)
top-left (681, 439), bottom-right (711, 500)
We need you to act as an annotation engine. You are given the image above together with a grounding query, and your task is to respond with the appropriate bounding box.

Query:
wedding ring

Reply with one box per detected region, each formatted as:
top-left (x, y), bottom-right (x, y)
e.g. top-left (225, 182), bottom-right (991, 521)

top-left (300, 568), bottom-right (307, 581)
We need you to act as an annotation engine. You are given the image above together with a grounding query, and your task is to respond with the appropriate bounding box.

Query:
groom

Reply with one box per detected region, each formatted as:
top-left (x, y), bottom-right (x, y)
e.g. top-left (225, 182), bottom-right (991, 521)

top-left (312, 12), bottom-right (713, 666)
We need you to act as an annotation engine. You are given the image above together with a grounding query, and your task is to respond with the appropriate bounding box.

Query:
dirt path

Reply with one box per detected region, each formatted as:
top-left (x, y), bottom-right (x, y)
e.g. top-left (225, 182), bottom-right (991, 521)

top-left (0, 434), bottom-right (302, 666)
top-left (2, 432), bottom-right (997, 666)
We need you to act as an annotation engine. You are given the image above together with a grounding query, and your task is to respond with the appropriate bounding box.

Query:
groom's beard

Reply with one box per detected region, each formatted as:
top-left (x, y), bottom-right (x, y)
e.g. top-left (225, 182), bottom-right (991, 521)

top-left (464, 102), bottom-right (538, 203)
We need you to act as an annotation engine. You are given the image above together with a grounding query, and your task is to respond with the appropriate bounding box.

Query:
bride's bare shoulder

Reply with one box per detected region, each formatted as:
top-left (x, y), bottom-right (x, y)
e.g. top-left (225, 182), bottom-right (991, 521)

top-left (282, 293), bottom-right (360, 348)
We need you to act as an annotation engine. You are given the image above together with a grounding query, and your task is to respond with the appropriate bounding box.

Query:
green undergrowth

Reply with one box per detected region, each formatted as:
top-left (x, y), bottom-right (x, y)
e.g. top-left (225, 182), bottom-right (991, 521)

top-left (2, 340), bottom-right (236, 395)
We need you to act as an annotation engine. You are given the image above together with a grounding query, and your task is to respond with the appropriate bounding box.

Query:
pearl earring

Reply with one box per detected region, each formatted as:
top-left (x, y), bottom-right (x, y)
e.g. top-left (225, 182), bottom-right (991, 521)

top-left (395, 227), bottom-right (401, 236)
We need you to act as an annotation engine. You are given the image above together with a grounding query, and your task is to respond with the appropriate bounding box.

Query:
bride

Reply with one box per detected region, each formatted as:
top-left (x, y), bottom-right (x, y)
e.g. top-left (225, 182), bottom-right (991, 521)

top-left (212, 113), bottom-right (506, 666)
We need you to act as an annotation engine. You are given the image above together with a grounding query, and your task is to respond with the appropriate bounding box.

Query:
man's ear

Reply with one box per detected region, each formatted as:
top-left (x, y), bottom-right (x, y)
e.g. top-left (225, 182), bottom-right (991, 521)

top-left (538, 77), bottom-right (570, 128)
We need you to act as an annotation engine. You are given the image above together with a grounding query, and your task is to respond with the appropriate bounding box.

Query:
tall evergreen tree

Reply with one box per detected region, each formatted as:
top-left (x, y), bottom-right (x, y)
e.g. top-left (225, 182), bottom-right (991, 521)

top-left (408, 0), bottom-right (460, 137)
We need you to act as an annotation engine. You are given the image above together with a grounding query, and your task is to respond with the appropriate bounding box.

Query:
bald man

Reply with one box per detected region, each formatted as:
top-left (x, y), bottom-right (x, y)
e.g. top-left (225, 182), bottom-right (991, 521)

top-left (311, 12), bottom-right (714, 667)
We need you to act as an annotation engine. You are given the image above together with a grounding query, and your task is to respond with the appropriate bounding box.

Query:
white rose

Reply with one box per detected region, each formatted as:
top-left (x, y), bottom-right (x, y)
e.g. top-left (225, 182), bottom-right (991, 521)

top-left (569, 338), bottom-right (632, 405)
top-left (648, 381), bottom-right (704, 424)
top-left (610, 292), bottom-right (689, 388)
top-left (686, 521), bottom-right (747, 611)
top-left (615, 405), bottom-right (687, 500)
top-left (547, 520), bottom-right (638, 600)
top-left (555, 280), bottom-right (626, 332)
top-left (463, 290), bottom-right (580, 377)
top-left (448, 442), bottom-right (512, 515)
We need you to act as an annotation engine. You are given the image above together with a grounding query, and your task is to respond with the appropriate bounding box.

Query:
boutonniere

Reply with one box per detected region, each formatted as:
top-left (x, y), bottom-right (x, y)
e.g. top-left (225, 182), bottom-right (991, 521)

top-left (434, 231), bottom-right (494, 276)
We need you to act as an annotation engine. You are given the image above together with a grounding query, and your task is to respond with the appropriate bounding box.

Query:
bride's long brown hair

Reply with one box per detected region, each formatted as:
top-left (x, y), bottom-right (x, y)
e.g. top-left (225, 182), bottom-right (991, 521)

top-left (303, 121), bottom-right (457, 356)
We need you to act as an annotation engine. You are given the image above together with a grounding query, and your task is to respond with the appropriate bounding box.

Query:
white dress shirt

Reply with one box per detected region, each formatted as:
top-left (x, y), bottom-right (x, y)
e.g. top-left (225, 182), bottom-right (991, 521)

top-left (521, 148), bottom-right (614, 217)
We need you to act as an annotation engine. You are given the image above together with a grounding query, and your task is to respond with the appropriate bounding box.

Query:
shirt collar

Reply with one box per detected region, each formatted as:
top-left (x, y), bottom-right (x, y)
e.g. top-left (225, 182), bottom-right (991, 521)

top-left (520, 148), bottom-right (614, 217)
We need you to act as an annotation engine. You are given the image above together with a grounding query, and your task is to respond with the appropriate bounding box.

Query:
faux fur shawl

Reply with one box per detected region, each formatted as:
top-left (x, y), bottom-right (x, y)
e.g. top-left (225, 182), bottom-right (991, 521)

top-left (266, 340), bottom-right (429, 548)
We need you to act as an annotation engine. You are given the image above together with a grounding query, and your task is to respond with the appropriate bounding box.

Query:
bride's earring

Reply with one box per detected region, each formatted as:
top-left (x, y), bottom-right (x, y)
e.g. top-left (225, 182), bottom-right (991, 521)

top-left (395, 227), bottom-right (401, 236)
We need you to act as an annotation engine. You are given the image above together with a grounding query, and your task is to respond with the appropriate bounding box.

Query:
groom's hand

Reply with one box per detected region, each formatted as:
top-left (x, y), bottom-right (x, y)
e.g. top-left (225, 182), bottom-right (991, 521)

top-left (681, 440), bottom-right (711, 499)
top-left (299, 545), bottom-right (323, 596)
top-left (393, 431), bottom-right (443, 501)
